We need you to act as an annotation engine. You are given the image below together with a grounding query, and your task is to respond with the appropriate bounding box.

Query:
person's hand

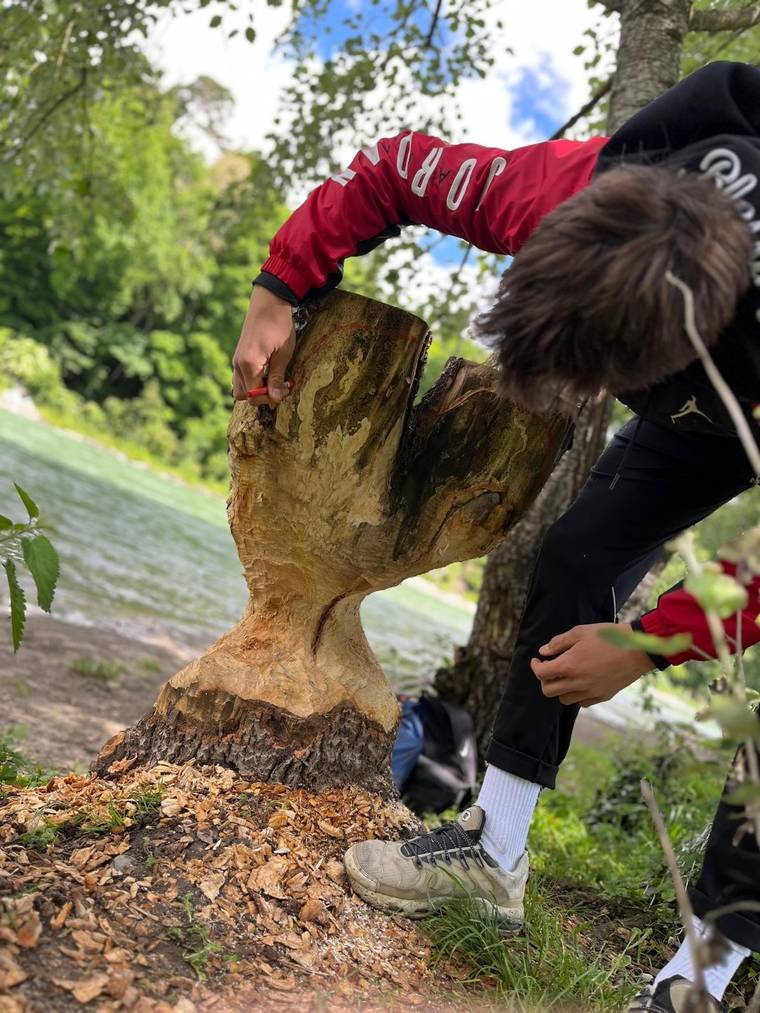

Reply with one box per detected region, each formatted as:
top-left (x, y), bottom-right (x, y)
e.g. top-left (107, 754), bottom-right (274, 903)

top-left (232, 285), bottom-right (296, 407)
top-left (530, 622), bottom-right (653, 707)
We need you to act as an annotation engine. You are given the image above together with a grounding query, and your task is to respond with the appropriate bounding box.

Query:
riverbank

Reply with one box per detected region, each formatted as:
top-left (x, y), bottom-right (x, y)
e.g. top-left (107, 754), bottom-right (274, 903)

top-left (0, 615), bottom-right (210, 774)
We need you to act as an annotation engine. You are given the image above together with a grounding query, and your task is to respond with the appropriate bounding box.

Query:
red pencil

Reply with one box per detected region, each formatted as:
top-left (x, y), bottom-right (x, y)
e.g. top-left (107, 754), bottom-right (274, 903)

top-left (246, 380), bottom-right (294, 398)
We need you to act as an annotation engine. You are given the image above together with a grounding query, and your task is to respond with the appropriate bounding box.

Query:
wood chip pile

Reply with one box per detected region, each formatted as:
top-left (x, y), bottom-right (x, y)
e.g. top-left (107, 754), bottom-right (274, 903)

top-left (0, 760), bottom-right (473, 1012)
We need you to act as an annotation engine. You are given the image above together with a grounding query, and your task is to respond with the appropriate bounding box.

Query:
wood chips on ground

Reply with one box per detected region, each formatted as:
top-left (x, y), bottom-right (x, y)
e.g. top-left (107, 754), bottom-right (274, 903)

top-left (0, 761), bottom-right (481, 1012)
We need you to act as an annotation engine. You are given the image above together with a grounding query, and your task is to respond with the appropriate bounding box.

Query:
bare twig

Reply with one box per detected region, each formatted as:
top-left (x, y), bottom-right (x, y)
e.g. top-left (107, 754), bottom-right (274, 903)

top-left (550, 77), bottom-right (613, 141)
top-left (690, 3), bottom-right (760, 33)
top-left (423, 0), bottom-right (444, 46)
top-left (703, 900), bottom-right (760, 922)
top-left (665, 271), bottom-right (760, 478)
top-left (640, 779), bottom-right (708, 1003)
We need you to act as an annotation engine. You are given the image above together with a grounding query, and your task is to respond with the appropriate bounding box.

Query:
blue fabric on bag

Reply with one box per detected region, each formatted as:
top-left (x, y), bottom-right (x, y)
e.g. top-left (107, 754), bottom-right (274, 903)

top-left (391, 697), bottom-right (424, 790)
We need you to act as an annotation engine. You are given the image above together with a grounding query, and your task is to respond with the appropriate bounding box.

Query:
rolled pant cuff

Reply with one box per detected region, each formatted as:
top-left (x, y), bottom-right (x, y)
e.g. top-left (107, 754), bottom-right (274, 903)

top-left (689, 886), bottom-right (760, 953)
top-left (485, 738), bottom-right (558, 789)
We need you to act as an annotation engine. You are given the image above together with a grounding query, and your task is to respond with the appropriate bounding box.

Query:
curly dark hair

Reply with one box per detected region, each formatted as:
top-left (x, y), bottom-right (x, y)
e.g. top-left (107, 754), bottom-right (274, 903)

top-left (476, 164), bottom-right (753, 413)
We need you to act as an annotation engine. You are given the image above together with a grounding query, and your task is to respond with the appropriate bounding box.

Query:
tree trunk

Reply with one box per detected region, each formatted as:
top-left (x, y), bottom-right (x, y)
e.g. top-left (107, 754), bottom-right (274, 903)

top-left (436, 0), bottom-right (693, 752)
top-left (95, 291), bottom-right (563, 795)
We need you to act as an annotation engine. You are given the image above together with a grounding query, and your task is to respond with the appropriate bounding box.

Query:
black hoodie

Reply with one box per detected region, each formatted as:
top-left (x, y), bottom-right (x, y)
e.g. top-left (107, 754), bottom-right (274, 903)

top-left (596, 61), bottom-right (760, 438)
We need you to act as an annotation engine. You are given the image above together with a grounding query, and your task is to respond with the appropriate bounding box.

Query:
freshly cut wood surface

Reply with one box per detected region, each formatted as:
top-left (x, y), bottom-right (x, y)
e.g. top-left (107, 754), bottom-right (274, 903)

top-left (96, 291), bottom-right (563, 793)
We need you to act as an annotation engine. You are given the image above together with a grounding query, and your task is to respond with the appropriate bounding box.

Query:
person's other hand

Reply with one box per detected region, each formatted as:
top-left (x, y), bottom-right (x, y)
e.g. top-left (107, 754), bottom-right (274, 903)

top-left (530, 622), bottom-right (653, 707)
top-left (232, 286), bottom-right (296, 406)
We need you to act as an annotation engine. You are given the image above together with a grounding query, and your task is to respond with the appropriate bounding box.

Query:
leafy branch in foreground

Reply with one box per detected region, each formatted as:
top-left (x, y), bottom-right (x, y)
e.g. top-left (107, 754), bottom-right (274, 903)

top-left (0, 483), bottom-right (59, 652)
top-left (606, 273), bottom-right (760, 1012)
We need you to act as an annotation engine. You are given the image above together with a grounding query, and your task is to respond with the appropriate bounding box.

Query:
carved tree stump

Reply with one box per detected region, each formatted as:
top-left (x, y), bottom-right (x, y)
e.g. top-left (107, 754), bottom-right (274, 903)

top-left (95, 291), bottom-right (563, 795)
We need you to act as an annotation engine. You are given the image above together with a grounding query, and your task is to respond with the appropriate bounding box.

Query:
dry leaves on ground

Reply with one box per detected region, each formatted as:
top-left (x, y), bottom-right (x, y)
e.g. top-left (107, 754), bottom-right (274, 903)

top-left (0, 762), bottom-right (470, 1012)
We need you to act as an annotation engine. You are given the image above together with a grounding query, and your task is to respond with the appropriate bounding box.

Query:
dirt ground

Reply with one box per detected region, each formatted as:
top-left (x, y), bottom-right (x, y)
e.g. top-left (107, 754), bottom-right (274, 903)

top-left (0, 616), bottom-right (210, 774)
top-left (0, 764), bottom-right (487, 1013)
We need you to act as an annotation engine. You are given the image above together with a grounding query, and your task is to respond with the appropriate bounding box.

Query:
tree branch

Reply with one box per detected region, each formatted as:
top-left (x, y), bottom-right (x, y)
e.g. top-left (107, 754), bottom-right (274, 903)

top-left (550, 76), bottom-right (613, 140)
top-left (595, 0), bottom-right (622, 12)
top-left (690, 4), bottom-right (760, 32)
top-left (2, 71), bottom-right (86, 163)
top-left (641, 779), bottom-right (708, 1003)
top-left (424, 0), bottom-right (444, 46)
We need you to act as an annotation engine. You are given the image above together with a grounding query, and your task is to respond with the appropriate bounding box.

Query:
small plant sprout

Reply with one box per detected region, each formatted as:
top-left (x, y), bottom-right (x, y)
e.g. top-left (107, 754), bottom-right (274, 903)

top-left (1, 483), bottom-right (60, 652)
top-left (69, 656), bottom-right (124, 683)
top-left (167, 893), bottom-right (224, 981)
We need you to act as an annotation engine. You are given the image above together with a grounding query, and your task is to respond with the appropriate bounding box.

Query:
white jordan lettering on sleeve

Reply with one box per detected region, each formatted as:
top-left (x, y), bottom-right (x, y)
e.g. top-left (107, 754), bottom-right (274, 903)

top-left (411, 147), bottom-right (444, 197)
top-left (331, 168), bottom-right (357, 187)
top-left (362, 142), bottom-right (381, 165)
top-left (447, 158), bottom-right (477, 211)
top-left (396, 134), bottom-right (413, 180)
top-left (475, 156), bottom-right (507, 211)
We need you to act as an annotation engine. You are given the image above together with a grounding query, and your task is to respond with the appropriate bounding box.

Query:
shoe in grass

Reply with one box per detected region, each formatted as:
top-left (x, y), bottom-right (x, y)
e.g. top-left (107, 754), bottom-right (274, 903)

top-left (627, 977), bottom-right (723, 1012)
top-left (343, 805), bottom-right (527, 928)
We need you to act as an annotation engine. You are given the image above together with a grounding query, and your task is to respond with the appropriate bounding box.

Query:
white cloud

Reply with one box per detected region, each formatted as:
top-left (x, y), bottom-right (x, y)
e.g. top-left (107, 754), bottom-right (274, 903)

top-left (144, 4), bottom-right (293, 158)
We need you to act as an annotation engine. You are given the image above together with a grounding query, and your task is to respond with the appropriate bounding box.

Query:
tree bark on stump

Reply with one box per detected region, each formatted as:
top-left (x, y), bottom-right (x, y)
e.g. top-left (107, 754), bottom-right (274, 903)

top-left (95, 291), bottom-right (563, 795)
top-left (436, 0), bottom-right (694, 751)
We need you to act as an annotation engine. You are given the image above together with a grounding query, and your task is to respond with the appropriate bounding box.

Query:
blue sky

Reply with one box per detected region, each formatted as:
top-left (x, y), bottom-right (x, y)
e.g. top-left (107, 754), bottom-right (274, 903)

top-left (297, 0), bottom-right (438, 61)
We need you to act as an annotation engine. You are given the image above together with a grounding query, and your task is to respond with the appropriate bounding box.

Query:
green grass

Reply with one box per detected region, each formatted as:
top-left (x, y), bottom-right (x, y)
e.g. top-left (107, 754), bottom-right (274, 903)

top-left (167, 893), bottom-right (227, 981)
top-left (427, 879), bottom-right (637, 1011)
top-left (80, 802), bottom-right (128, 833)
top-left (0, 726), bottom-right (56, 788)
top-left (128, 784), bottom-right (164, 823)
top-left (69, 655), bottom-right (124, 683)
top-left (424, 733), bottom-right (759, 1010)
top-left (136, 655), bottom-right (164, 677)
top-left (8, 675), bottom-right (32, 697)
top-left (19, 822), bottom-right (60, 850)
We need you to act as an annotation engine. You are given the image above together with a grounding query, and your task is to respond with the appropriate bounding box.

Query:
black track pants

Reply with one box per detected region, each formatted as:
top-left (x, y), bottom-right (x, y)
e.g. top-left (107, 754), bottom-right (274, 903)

top-left (484, 417), bottom-right (760, 950)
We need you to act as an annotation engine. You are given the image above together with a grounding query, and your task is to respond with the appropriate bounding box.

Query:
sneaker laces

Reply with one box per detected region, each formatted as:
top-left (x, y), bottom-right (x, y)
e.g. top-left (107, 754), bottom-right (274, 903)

top-left (400, 821), bottom-right (496, 871)
top-left (628, 992), bottom-right (668, 1013)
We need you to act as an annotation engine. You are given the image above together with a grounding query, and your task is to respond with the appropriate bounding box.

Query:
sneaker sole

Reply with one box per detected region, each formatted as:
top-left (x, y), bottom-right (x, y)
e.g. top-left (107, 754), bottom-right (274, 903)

top-left (343, 851), bottom-right (524, 933)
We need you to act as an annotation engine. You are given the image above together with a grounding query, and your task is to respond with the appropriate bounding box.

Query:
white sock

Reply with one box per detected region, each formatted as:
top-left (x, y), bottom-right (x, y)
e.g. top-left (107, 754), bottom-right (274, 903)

top-left (654, 915), bottom-right (750, 1001)
top-left (475, 764), bottom-right (540, 873)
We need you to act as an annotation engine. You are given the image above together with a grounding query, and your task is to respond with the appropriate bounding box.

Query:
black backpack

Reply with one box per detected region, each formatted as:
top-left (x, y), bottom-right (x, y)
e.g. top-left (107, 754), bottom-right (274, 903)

top-left (401, 693), bottom-right (478, 816)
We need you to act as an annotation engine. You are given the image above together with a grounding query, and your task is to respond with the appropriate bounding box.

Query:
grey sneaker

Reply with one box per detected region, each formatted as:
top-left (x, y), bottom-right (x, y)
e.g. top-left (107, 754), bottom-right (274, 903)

top-left (627, 977), bottom-right (723, 1012)
top-left (343, 805), bottom-right (528, 928)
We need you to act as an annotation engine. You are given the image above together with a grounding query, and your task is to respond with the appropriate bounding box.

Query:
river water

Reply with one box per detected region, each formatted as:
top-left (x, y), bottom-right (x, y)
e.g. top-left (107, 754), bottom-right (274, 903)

top-left (0, 408), bottom-right (472, 695)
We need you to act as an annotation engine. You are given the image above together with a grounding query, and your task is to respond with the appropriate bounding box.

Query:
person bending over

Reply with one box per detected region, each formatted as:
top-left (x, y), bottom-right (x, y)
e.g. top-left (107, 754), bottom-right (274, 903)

top-left (232, 61), bottom-right (760, 1013)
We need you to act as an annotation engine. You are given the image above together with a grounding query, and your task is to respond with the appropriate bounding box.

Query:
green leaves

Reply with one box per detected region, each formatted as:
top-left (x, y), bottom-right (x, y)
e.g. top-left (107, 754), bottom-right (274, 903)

top-left (1, 484), bottom-right (59, 650)
top-left (22, 535), bottom-right (59, 612)
top-left (685, 567), bottom-right (748, 619)
top-left (704, 695), bottom-right (760, 741)
top-left (4, 560), bottom-right (26, 653)
top-left (14, 483), bottom-right (39, 520)
top-left (598, 627), bottom-right (693, 656)
top-left (725, 782), bottom-right (760, 807)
